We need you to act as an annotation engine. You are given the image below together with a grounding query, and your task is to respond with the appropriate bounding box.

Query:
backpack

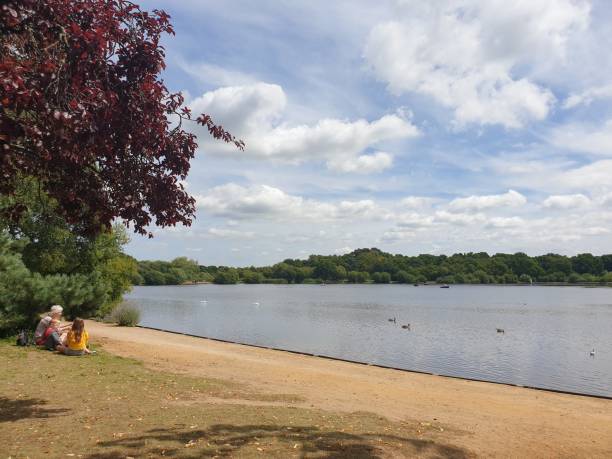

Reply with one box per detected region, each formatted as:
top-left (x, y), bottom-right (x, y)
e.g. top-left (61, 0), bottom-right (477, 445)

top-left (16, 330), bottom-right (30, 346)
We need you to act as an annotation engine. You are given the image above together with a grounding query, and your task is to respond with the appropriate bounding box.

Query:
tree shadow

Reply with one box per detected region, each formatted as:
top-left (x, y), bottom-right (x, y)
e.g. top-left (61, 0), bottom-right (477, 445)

top-left (0, 396), bottom-right (70, 422)
top-left (87, 423), bottom-right (472, 458)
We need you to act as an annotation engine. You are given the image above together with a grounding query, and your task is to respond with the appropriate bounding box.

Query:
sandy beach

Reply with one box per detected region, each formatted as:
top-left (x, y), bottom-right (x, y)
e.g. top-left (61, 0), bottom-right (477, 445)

top-left (86, 320), bottom-right (612, 458)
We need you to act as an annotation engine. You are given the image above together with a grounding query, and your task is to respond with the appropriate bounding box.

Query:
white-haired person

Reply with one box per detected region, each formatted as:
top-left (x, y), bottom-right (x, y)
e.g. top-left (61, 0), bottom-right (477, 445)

top-left (34, 305), bottom-right (71, 350)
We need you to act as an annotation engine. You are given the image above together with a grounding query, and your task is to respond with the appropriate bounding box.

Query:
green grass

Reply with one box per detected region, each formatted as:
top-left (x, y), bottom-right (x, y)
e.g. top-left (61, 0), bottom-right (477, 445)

top-left (0, 342), bottom-right (471, 458)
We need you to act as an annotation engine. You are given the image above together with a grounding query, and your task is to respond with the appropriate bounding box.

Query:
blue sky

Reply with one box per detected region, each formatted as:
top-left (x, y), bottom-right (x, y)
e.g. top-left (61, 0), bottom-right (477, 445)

top-left (127, 0), bottom-right (612, 265)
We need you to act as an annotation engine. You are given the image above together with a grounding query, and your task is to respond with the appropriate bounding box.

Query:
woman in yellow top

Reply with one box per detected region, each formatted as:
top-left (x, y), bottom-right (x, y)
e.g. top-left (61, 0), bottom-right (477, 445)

top-left (60, 318), bottom-right (92, 356)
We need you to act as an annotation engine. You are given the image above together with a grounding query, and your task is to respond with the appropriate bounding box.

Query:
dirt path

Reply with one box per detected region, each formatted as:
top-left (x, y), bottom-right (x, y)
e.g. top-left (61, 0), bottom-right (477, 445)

top-left (87, 321), bottom-right (612, 458)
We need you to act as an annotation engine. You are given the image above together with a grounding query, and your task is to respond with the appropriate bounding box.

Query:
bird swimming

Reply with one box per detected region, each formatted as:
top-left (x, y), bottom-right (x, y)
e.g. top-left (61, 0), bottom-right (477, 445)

top-left (590, 349), bottom-right (595, 356)
top-left (388, 317), bottom-right (396, 323)
top-left (496, 328), bottom-right (505, 333)
top-left (401, 324), bottom-right (410, 330)
top-left (253, 302), bottom-right (260, 306)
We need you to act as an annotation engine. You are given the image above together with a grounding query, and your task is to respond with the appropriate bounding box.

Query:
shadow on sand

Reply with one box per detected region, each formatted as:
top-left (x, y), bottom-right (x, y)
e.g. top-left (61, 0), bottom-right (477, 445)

top-left (86, 423), bottom-right (472, 458)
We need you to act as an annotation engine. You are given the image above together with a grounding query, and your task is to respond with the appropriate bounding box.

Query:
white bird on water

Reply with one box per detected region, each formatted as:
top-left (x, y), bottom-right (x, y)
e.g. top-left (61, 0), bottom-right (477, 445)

top-left (253, 302), bottom-right (260, 306)
top-left (200, 300), bottom-right (207, 303)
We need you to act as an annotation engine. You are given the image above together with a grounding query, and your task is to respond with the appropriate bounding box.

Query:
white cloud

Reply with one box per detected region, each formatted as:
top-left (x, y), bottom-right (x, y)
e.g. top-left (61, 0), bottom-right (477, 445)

top-left (557, 160), bottom-right (612, 189)
top-left (189, 82), bottom-right (287, 136)
top-left (563, 83), bottom-right (612, 109)
top-left (434, 211), bottom-right (486, 226)
top-left (333, 246), bottom-right (353, 255)
top-left (448, 190), bottom-right (526, 211)
top-left (381, 229), bottom-right (415, 243)
top-left (486, 216), bottom-right (525, 228)
top-left (548, 120), bottom-right (612, 156)
top-left (195, 183), bottom-right (383, 221)
top-left (207, 228), bottom-right (255, 239)
top-left (542, 194), bottom-right (591, 209)
top-left (364, 0), bottom-right (589, 128)
top-left (327, 151), bottom-right (393, 174)
top-left (395, 212), bottom-right (435, 228)
top-left (189, 83), bottom-right (419, 173)
top-left (399, 196), bottom-right (437, 209)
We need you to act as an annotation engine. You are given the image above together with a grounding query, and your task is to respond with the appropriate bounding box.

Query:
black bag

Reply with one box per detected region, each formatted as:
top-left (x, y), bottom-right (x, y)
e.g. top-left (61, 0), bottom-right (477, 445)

top-left (16, 330), bottom-right (30, 346)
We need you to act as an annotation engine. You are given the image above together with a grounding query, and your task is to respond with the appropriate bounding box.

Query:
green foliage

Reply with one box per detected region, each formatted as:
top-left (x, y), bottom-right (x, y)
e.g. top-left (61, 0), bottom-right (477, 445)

top-left (111, 303), bottom-right (141, 327)
top-left (347, 271), bottom-right (370, 283)
top-left (137, 257), bottom-right (208, 285)
top-left (371, 272), bottom-right (391, 284)
top-left (241, 270), bottom-right (264, 284)
top-left (0, 179), bottom-right (137, 333)
top-left (213, 269), bottom-right (239, 285)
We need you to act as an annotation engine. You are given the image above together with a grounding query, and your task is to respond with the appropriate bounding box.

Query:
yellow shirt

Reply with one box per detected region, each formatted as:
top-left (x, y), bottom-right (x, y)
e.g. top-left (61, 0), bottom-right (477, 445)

top-left (66, 330), bottom-right (89, 350)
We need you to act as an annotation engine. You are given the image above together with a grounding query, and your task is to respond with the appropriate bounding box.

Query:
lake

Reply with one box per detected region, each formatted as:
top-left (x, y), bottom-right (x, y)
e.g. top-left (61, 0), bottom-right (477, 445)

top-left (124, 284), bottom-right (612, 398)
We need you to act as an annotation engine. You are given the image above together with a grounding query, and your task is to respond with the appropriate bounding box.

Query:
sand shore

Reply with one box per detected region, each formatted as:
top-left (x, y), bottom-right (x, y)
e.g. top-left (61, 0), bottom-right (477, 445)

top-left (87, 321), bottom-right (612, 458)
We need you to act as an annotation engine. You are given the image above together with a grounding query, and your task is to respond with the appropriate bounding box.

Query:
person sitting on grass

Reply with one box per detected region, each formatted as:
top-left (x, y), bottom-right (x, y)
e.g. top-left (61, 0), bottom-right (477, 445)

top-left (34, 305), bottom-right (71, 351)
top-left (59, 318), bottom-right (92, 356)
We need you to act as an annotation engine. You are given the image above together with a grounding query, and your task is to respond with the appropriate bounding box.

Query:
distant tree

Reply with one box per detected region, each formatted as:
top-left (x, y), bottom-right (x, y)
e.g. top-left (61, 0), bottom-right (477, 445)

top-left (571, 253), bottom-right (604, 275)
top-left (347, 271), bottom-right (370, 283)
top-left (537, 254), bottom-right (572, 275)
top-left (241, 270), bottom-right (264, 284)
top-left (0, 0), bottom-right (243, 236)
top-left (313, 259), bottom-right (340, 281)
top-left (272, 262), bottom-right (298, 283)
top-left (213, 269), bottom-right (239, 285)
top-left (371, 272), bottom-right (391, 284)
top-left (393, 270), bottom-right (415, 284)
top-left (601, 255), bottom-right (612, 272)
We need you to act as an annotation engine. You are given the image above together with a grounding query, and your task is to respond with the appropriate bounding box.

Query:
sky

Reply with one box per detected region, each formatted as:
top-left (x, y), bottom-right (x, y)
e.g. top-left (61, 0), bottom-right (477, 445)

top-left (127, 0), bottom-right (612, 266)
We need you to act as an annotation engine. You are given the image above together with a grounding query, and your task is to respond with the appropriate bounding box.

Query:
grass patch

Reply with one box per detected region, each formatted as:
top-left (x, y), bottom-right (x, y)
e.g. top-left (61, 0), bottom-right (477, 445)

top-left (0, 342), bottom-right (472, 458)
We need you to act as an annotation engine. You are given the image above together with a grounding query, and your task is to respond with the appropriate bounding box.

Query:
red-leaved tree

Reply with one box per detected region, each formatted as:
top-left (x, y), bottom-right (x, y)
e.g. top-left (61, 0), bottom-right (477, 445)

top-left (0, 0), bottom-right (243, 236)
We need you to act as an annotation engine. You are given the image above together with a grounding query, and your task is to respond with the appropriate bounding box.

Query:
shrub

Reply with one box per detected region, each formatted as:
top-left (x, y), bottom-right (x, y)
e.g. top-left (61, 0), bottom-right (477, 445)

top-left (371, 272), bottom-right (391, 284)
top-left (112, 304), bottom-right (141, 327)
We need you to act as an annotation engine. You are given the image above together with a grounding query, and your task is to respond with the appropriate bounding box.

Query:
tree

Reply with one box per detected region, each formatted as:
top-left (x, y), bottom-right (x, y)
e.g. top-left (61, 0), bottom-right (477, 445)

top-left (213, 269), bottom-right (239, 285)
top-left (312, 259), bottom-right (340, 281)
top-left (571, 253), bottom-right (604, 275)
top-left (371, 272), bottom-right (391, 284)
top-left (393, 270), bottom-right (415, 283)
top-left (347, 271), bottom-right (369, 283)
top-left (0, 0), bottom-right (243, 237)
top-left (241, 270), bottom-right (264, 284)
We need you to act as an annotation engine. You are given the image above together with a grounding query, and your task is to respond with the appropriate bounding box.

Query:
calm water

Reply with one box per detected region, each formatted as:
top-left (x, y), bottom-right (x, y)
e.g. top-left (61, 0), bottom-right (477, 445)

top-left (125, 284), bottom-right (612, 397)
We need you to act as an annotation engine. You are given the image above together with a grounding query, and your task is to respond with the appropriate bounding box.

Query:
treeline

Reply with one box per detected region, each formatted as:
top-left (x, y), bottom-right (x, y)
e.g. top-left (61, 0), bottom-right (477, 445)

top-left (136, 248), bottom-right (612, 286)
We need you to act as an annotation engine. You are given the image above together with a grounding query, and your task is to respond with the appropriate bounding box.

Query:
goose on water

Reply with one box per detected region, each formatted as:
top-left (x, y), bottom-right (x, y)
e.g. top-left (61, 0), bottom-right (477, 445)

top-left (496, 328), bottom-right (505, 334)
top-left (388, 317), bottom-right (396, 323)
top-left (401, 324), bottom-right (411, 330)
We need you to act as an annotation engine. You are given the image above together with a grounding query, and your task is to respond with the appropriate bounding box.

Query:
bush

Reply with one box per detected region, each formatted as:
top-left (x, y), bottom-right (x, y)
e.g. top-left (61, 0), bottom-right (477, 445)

top-left (213, 269), bottom-right (239, 284)
top-left (111, 304), bottom-right (141, 327)
top-left (371, 272), bottom-right (391, 284)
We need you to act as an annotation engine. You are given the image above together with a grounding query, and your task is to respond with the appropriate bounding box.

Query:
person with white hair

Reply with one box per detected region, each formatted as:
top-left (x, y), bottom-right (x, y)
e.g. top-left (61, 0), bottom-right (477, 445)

top-left (34, 305), bottom-right (71, 350)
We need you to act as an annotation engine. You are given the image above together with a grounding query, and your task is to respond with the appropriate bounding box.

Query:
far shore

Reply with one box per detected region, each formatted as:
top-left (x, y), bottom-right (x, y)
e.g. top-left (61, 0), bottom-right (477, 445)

top-left (85, 321), bottom-right (612, 458)
top-left (160, 281), bottom-right (612, 287)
